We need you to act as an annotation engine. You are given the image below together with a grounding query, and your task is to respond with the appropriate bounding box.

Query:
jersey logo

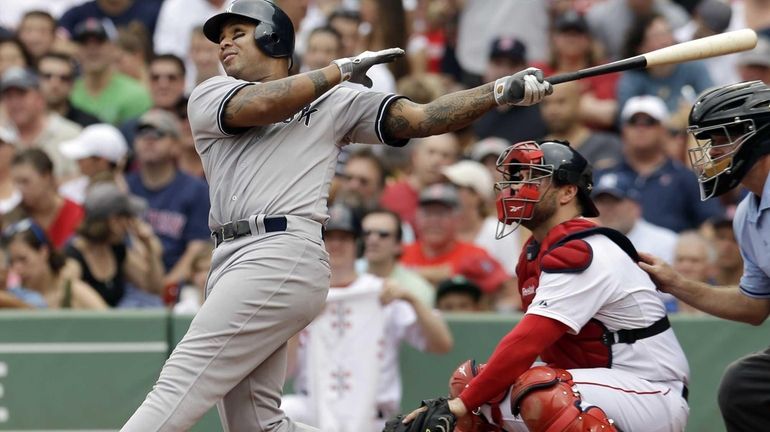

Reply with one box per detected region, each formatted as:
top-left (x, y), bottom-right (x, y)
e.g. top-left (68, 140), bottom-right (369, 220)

top-left (298, 104), bottom-right (318, 126)
top-left (282, 104), bottom-right (319, 127)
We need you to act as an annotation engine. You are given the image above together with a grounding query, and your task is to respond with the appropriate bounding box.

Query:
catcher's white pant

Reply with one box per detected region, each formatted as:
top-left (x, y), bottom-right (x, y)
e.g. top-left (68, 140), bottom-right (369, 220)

top-left (481, 368), bottom-right (689, 432)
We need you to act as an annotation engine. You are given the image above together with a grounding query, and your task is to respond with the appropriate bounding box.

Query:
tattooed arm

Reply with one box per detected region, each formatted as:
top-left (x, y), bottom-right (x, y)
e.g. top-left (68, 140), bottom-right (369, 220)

top-left (223, 65), bottom-right (342, 128)
top-left (383, 83), bottom-right (496, 140)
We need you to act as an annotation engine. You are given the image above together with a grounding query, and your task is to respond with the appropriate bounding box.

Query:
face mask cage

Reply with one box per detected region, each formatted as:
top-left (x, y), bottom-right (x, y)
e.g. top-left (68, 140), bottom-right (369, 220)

top-left (494, 141), bottom-right (554, 239)
top-left (687, 118), bottom-right (755, 200)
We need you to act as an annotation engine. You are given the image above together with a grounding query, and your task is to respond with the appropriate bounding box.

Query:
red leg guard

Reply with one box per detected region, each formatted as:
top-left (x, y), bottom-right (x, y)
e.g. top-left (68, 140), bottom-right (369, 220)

top-left (510, 366), bottom-right (618, 432)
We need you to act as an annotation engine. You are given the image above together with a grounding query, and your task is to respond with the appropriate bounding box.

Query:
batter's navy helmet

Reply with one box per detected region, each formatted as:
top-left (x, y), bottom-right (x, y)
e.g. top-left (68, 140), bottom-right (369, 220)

top-left (203, 0), bottom-right (295, 61)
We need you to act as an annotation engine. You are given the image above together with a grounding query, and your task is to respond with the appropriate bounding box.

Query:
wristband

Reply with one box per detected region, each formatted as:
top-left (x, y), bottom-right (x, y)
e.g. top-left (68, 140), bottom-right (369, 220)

top-left (332, 58), bottom-right (352, 81)
top-left (493, 77), bottom-right (508, 106)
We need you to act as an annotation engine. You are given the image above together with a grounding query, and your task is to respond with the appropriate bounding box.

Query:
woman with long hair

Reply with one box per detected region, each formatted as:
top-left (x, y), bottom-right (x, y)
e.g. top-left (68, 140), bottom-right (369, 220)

top-left (2, 218), bottom-right (106, 309)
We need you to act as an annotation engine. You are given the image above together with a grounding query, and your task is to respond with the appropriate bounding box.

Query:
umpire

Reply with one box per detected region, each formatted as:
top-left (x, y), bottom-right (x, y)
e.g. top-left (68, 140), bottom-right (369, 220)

top-left (640, 80), bottom-right (770, 432)
top-left (121, 0), bottom-right (551, 431)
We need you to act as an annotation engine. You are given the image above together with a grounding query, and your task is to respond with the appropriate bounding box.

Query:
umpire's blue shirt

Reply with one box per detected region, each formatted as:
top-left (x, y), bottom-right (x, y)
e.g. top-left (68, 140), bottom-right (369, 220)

top-left (602, 158), bottom-right (724, 232)
top-left (734, 172), bottom-right (770, 298)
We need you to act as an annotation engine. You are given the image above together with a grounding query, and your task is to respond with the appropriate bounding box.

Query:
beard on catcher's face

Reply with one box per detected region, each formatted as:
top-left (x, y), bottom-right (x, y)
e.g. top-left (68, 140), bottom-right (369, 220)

top-left (520, 185), bottom-right (559, 231)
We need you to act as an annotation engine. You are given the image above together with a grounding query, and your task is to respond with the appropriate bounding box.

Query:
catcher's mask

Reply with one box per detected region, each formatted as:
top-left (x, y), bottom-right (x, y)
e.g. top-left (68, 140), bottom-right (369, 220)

top-left (494, 140), bottom-right (598, 239)
top-left (687, 80), bottom-right (770, 200)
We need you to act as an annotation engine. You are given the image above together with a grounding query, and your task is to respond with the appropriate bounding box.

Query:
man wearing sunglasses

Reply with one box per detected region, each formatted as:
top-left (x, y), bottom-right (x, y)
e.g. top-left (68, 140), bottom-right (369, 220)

top-left (640, 81), bottom-right (770, 431)
top-left (37, 52), bottom-right (100, 128)
top-left (599, 95), bottom-right (723, 233)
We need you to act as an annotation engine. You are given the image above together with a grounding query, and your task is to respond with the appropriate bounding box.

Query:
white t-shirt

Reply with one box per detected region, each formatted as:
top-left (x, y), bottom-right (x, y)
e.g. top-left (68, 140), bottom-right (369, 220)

top-left (293, 273), bottom-right (427, 414)
top-left (474, 217), bottom-right (519, 276)
top-left (627, 219), bottom-right (679, 264)
top-left (526, 234), bottom-right (689, 383)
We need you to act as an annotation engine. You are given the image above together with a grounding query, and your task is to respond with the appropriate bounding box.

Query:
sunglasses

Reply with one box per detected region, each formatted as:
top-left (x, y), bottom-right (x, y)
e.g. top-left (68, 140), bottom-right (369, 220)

top-left (40, 72), bottom-right (74, 83)
top-left (2, 218), bottom-right (49, 246)
top-left (150, 73), bottom-right (181, 82)
top-left (626, 115), bottom-right (660, 127)
top-left (136, 127), bottom-right (169, 140)
top-left (362, 229), bottom-right (393, 239)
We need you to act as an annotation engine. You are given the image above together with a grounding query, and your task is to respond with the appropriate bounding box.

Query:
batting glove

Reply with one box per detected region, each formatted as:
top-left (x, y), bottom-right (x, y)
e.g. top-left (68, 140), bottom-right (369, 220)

top-left (332, 48), bottom-right (405, 88)
top-left (493, 67), bottom-right (553, 106)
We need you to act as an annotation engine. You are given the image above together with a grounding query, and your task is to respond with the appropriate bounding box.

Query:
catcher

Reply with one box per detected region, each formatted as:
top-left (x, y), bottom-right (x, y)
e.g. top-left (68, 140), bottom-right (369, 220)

top-left (386, 140), bottom-right (690, 432)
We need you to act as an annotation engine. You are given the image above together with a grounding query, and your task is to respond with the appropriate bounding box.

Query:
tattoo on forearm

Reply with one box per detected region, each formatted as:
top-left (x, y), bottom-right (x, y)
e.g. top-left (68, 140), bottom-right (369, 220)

top-left (383, 83), bottom-right (495, 139)
top-left (225, 71), bottom-right (333, 122)
top-left (308, 70), bottom-right (332, 98)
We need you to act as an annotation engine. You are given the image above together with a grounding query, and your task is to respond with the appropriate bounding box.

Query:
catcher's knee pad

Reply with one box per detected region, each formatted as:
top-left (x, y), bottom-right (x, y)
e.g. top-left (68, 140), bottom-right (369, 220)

top-left (510, 366), bottom-right (617, 432)
top-left (448, 359), bottom-right (506, 432)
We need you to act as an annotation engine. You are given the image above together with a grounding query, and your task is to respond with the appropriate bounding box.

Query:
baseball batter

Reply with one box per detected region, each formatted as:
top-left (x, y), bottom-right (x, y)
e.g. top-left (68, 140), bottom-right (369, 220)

top-left (394, 141), bottom-right (689, 432)
top-left (121, 1), bottom-right (552, 431)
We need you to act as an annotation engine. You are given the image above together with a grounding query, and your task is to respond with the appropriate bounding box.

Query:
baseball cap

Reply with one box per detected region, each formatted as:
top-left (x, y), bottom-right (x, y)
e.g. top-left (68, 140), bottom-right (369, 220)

top-left (436, 276), bottom-right (482, 303)
top-left (61, 124), bottom-right (128, 163)
top-left (0, 67), bottom-right (39, 93)
top-left (489, 37), bottom-right (526, 63)
top-left (553, 10), bottom-right (589, 33)
top-left (419, 183), bottom-right (460, 208)
top-left (737, 37), bottom-right (770, 68)
top-left (470, 137), bottom-right (510, 163)
top-left (620, 95), bottom-right (669, 123)
top-left (592, 172), bottom-right (640, 201)
top-left (696, 0), bottom-right (732, 34)
top-left (442, 160), bottom-right (495, 201)
top-left (84, 182), bottom-right (147, 220)
top-left (325, 204), bottom-right (359, 235)
top-left (72, 17), bottom-right (116, 43)
top-left (137, 109), bottom-right (181, 138)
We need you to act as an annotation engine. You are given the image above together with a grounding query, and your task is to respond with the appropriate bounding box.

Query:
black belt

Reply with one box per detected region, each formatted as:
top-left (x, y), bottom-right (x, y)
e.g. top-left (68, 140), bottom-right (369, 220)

top-left (682, 384), bottom-right (689, 402)
top-left (211, 216), bottom-right (287, 247)
top-left (601, 316), bottom-right (671, 346)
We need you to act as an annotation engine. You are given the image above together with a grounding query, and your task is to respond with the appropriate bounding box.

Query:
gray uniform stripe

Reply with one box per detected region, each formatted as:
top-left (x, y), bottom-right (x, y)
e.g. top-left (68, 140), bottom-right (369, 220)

top-left (216, 83), bottom-right (253, 136)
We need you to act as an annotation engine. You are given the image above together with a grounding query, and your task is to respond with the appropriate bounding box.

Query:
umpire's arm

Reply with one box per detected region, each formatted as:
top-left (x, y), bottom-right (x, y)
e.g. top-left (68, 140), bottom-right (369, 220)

top-left (382, 68), bottom-right (552, 141)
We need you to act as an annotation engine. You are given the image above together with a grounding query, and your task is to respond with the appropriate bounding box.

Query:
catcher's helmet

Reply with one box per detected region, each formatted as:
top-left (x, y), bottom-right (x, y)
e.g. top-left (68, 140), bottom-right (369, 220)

top-left (495, 140), bottom-right (598, 238)
top-left (688, 80), bottom-right (770, 199)
top-left (203, 0), bottom-right (295, 61)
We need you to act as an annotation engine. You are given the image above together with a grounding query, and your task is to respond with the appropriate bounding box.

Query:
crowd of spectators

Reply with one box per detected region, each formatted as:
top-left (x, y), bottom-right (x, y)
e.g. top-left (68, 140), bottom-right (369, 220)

top-left (0, 0), bottom-right (768, 316)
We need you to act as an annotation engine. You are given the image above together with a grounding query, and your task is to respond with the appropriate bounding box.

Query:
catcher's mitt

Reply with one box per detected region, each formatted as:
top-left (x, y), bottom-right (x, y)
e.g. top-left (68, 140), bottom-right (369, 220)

top-left (383, 397), bottom-right (457, 432)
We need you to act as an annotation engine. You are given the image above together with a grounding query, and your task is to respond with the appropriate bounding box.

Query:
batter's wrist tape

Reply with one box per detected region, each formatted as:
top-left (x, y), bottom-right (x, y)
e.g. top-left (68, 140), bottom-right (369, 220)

top-left (493, 77), bottom-right (509, 106)
top-left (332, 58), bottom-right (352, 82)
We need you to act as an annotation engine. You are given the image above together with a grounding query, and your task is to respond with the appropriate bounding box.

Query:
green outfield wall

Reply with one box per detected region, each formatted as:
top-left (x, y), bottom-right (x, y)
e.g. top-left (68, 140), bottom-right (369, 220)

top-left (0, 311), bottom-right (766, 431)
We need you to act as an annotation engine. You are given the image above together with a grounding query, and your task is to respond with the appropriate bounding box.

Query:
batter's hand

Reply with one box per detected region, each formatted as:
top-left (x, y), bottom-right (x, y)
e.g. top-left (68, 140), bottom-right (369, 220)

top-left (638, 252), bottom-right (683, 294)
top-left (333, 48), bottom-right (405, 88)
top-left (493, 67), bottom-right (553, 106)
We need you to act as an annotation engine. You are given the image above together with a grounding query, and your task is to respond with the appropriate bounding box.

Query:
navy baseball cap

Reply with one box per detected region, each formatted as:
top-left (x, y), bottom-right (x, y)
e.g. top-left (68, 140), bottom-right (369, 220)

top-left (73, 18), bottom-right (116, 43)
top-left (489, 37), bottom-right (526, 63)
top-left (592, 172), bottom-right (640, 201)
top-left (0, 67), bottom-right (39, 93)
top-left (325, 204), bottom-right (359, 235)
top-left (419, 183), bottom-right (460, 208)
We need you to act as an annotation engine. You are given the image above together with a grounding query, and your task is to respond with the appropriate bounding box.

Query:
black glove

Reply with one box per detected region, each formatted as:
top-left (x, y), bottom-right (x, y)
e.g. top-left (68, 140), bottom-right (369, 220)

top-left (383, 397), bottom-right (457, 432)
top-left (332, 48), bottom-right (405, 88)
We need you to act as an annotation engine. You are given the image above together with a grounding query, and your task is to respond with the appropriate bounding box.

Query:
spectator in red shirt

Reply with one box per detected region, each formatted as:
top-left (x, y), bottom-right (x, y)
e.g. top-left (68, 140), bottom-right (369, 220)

top-left (380, 133), bottom-right (460, 232)
top-left (5, 149), bottom-right (83, 249)
top-left (401, 183), bottom-right (519, 310)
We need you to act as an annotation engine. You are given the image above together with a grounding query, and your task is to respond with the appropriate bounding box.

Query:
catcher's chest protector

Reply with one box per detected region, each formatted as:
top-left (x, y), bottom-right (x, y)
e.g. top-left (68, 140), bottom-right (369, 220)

top-left (515, 219), bottom-right (640, 369)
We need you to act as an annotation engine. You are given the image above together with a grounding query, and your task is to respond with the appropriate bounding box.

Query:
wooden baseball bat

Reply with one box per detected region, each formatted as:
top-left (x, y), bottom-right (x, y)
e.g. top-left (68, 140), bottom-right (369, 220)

top-left (547, 29), bottom-right (758, 85)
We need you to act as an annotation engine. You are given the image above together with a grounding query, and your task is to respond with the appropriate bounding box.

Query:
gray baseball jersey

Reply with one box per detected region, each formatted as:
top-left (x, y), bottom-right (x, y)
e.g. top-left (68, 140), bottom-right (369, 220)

top-left (188, 75), bottom-right (408, 230)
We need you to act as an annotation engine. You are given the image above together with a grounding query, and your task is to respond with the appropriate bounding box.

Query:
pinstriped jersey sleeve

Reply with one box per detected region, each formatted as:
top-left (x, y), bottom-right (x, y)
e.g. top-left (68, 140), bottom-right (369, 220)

top-left (329, 86), bottom-right (410, 147)
top-left (188, 76), bottom-right (254, 145)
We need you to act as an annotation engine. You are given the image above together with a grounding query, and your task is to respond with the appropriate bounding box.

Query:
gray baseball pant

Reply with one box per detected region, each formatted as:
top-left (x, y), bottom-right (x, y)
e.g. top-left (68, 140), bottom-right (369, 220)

top-left (122, 216), bottom-right (329, 432)
top-left (718, 346), bottom-right (770, 432)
